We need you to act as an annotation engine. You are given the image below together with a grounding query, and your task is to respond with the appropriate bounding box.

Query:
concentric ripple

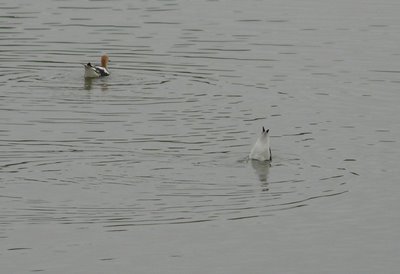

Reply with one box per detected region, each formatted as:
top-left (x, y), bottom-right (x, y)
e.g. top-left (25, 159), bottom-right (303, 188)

top-left (0, 0), bottom-right (370, 229)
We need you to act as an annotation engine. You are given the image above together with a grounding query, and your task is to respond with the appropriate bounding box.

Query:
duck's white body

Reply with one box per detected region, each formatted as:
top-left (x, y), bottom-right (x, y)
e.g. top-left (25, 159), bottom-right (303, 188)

top-left (83, 54), bottom-right (110, 78)
top-left (249, 127), bottom-right (271, 161)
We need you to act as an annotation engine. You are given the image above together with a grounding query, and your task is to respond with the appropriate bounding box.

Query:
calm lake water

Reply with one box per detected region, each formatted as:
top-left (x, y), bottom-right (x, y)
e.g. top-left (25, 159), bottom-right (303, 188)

top-left (1, 0), bottom-right (399, 273)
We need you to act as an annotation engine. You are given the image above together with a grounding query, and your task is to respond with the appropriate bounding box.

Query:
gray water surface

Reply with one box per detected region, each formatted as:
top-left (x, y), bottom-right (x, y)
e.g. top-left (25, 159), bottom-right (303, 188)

top-left (1, 0), bottom-right (399, 273)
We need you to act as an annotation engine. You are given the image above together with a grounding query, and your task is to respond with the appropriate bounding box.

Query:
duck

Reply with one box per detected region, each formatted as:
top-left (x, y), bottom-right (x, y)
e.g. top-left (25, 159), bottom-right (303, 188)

top-left (249, 127), bottom-right (271, 161)
top-left (84, 54), bottom-right (110, 78)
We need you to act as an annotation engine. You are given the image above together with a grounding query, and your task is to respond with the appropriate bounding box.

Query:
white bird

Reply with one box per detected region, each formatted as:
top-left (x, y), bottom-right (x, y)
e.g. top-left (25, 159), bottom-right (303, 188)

top-left (249, 127), bottom-right (271, 161)
top-left (84, 54), bottom-right (110, 78)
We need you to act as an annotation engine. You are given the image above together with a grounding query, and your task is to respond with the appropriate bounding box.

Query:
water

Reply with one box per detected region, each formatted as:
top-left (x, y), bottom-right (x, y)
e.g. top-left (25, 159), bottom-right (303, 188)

top-left (1, 0), bottom-right (399, 273)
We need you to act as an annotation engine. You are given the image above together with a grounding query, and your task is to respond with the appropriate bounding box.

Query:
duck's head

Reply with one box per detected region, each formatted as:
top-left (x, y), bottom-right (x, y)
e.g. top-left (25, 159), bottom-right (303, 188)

top-left (101, 54), bottom-right (109, 68)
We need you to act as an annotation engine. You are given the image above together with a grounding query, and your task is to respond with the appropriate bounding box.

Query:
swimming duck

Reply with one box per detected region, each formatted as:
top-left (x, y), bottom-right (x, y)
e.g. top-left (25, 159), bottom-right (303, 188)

top-left (84, 54), bottom-right (110, 78)
top-left (249, 127), bottom-right (271, 161)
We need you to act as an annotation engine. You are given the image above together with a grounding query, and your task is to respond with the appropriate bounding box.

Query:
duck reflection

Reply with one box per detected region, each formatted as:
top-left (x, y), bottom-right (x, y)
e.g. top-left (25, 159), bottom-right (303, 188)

top-left (250, 159), bottom-right (271, 190)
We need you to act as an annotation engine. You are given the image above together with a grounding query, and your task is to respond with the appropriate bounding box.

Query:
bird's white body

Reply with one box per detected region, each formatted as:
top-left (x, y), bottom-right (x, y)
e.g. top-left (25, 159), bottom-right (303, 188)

top-left (249, 127), bottom-right (271, 161)
top-left (83, 54), bottom-right (110, 78)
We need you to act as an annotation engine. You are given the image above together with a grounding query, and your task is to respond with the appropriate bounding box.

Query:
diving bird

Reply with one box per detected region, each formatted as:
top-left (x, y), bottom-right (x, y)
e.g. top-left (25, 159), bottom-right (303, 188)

top-left (249, 127), bottom-right (271, 161)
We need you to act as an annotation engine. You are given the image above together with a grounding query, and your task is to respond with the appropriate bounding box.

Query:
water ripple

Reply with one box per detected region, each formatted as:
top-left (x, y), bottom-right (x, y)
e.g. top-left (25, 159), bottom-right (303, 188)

top-left (2, 0), bottom-right (385, 229)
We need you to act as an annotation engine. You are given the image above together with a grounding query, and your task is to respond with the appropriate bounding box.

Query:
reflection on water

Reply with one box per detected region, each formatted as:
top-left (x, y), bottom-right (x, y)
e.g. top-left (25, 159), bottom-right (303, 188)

top-left (84, 77), bottom-right (93, 90)
top-left (250, 159), bottom-right (271, 186)
top-left (84, 77), bottom-right (109, 91)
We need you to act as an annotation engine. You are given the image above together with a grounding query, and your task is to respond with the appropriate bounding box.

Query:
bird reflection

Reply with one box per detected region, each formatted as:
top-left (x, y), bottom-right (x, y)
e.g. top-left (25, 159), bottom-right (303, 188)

top-left (250, 159), bottom-right (271, 191)
top-left (84, 77), bottom-right (93, 90)
top-left (84, 77), bottom-right (109, 91)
